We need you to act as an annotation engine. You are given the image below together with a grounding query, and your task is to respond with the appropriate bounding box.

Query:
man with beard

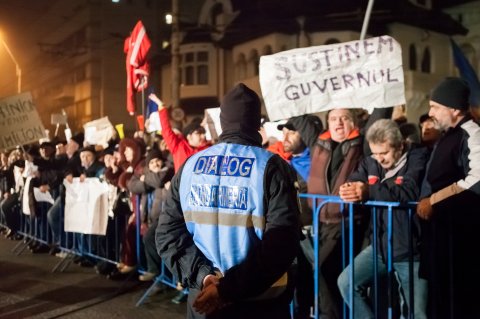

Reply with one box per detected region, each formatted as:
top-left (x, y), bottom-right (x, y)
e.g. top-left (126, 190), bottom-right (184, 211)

top-left (417, 77), bottom-right (480, 318)
top-left (276, 115), bottom-right (323, 319)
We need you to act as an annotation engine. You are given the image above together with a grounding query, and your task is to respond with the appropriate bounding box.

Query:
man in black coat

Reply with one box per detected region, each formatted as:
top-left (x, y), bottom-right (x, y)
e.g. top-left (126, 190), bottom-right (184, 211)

top-left (416, 77), bottom-right (480, 318)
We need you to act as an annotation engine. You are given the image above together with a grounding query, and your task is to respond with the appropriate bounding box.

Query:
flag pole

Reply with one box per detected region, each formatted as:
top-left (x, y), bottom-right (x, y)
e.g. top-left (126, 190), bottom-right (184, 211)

top-left (141, 77), bottom-right (146, 123)
top-left (360, 0), bottom-right (375, 40)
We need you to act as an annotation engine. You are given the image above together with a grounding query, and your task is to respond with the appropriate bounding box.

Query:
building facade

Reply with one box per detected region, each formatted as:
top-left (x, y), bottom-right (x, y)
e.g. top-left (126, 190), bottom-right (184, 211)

top-left (158, 0), bottom-right (477, 124)
top-left (1, 0), bottom-right (477, 139)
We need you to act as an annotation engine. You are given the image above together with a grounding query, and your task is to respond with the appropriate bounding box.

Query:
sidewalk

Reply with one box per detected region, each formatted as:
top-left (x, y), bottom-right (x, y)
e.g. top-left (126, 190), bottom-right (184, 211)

top-left (0, 235), bottom-right (186, 319)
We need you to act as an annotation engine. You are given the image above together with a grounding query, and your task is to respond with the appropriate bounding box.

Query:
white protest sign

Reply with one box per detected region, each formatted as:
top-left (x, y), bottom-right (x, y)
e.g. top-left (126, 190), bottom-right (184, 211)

top-left (204, 107), bottom-right (222, 141)
top-left (64, 178), bottom-right (110, 235)
top-left (263, 120), bottom-right (286, 142)
top-left (83, 116), bottom-right (115, 147)
top-left (33, 188), bottom-right (54, 205)
top-left (259, 35), bottom-right (405, 121)
top-left (22, 176), bottom-right (33, 215)
top-left (0, 92), bottom-right (46, 150)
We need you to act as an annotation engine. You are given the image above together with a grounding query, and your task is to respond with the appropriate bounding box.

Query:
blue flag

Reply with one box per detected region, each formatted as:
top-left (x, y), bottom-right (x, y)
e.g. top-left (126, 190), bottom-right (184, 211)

top-left (451, 38), bottom-right (480, 107)
top-left (145, 87), bottom-right (158, 118)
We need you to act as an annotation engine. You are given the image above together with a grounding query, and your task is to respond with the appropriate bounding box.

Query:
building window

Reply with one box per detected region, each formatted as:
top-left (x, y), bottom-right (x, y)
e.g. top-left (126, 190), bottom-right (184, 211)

top-left (421, 47), bottom-right (431, 73)
top-left (248, 49), bottom-right (259, 77)
top-left (235, 53), bottom-right (247, 81)
top-left (409, 44), bottom-right (417, 71)
top-left (197, 51), bottom-right (209, 84)
top-left (181, 50), bottom-right (209, 86)
top-left (185, 66), bottom-right (194, 85)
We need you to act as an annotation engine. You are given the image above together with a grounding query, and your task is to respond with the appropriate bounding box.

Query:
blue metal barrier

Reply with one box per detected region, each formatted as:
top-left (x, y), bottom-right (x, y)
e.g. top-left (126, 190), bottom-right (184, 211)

top-left (135, 194), bottom-right (186, 307)
top-left (298, 193), bottom-right (418, 319)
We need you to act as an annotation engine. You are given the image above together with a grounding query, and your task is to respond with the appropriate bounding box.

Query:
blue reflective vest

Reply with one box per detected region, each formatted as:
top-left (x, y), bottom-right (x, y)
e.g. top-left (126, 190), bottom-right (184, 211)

top-left (179, 142), bottom-right (273, 274)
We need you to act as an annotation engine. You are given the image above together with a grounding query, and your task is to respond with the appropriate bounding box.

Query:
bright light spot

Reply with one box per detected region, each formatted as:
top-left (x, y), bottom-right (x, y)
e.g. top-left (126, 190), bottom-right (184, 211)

top-left (165, 14), bottom-right (172, 25)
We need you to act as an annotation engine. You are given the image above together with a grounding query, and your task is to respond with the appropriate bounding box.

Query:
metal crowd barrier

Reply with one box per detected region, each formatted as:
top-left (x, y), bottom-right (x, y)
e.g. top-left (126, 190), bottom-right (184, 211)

top-left (298, 193), bottom-right (418, 319)
top-left (2, 188), bottom-right (179, 307)
top-left (135, 195), bottom-right (183, 307)
top-left (3, 189), bottom-right (421, 316)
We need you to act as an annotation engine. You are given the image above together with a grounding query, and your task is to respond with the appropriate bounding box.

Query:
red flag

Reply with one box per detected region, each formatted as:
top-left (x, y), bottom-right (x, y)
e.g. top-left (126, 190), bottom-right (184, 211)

top-left (136, 115), bottom-right (145, 131)
top-left (124, 20), bottom-right (151, 116)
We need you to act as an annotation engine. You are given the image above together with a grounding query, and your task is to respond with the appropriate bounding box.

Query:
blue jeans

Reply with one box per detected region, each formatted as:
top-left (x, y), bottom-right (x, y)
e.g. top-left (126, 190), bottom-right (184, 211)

top-left (337, 245), bottom-right (427, 319)
top-left (47, 196), bottom-right (63, 245)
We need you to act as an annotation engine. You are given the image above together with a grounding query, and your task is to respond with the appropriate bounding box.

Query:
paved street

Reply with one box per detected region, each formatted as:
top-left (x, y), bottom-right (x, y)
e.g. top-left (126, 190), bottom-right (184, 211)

top-left (0, 236), bottom-right (187, 319)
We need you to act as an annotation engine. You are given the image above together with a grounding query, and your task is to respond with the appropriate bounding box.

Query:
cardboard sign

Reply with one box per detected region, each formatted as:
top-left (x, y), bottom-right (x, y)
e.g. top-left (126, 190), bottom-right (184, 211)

top-left (83, 116), bottom-right (115, 147)
top-left (0, 92), bottom-right (46, 150)
top-left (64, 178), bottom-right (110, 235)
top-left (259, 35), bottom-right (405, 121)
top-left (51, 113), bottom-right (67, 125)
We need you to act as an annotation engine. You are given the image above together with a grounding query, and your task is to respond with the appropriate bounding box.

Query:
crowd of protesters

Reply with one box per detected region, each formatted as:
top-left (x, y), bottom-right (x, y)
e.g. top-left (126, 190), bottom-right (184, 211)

top-left (1, 77), bottom-right (480, 318)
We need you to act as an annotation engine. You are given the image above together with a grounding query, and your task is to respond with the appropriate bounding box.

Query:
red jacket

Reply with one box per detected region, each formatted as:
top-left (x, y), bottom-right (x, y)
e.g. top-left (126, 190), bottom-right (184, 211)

top-left (158, 108), bottom-right (211, 172)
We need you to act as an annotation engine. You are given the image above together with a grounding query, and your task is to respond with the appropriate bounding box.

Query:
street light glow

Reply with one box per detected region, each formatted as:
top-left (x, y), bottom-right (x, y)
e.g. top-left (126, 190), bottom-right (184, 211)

top-left (0, 31), bottom-right (22, 93)
top-left (165, 13), bottom-right (173, 25)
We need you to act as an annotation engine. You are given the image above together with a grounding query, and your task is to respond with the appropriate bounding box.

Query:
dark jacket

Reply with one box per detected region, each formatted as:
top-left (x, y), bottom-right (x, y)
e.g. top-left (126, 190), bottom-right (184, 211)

top-left (34, 156), bottom-right (67, 193)
top-left (0, 165), bottom-right (15, 195)
top-left (348, 146), bottom-right (429, 261)
top-left (421, 116), bottom-right (480, 200)
top-left (155, 131), bottom-right (300, 303)
top-left (143, 165), bottom-right (174, 223)
top-left (419, 115), bottom-right (480, 318)
top-left (128, 165), bottom-right (174, 224)
top-left (61, 152), bottom-right (82, 178)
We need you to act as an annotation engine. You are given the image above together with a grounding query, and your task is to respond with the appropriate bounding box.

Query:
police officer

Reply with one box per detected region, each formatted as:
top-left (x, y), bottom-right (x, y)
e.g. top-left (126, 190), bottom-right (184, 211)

top-left (156, 83), bottom-right (300, 319)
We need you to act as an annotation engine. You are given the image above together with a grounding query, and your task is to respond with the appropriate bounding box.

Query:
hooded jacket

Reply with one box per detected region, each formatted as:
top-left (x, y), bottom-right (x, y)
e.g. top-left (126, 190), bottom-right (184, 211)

top-left (156, 84), bottom-right (300, 310)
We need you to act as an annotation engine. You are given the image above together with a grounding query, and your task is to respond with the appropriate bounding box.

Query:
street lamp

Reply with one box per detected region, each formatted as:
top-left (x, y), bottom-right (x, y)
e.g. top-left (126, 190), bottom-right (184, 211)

top-left (169, 0), bottom-right (180, 109)
top-left (0, 32), bottom-right (22, 93)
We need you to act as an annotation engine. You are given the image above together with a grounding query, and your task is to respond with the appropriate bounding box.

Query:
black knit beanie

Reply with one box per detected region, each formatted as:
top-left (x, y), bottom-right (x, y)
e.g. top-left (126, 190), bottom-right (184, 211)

top-left (146, 148), bottom-right (163, 164)
top-left (71, 132), bottom-right (84, 147)
top-left (220, 83), bottom-right (261, 133)
top-left (430, 77), bottom-right (470, 110)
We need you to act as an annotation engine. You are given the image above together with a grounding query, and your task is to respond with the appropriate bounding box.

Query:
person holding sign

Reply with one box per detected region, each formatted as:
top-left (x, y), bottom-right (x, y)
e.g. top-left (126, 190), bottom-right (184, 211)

top-left (156, 83), bottom-right (300, 318)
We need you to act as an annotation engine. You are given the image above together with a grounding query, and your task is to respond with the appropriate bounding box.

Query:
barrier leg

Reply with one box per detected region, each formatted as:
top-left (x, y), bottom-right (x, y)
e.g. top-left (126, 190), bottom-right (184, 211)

top-left (135, 276), bottom-right (167, 307)
top-left (52, 251), bottom-right (76, 273)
